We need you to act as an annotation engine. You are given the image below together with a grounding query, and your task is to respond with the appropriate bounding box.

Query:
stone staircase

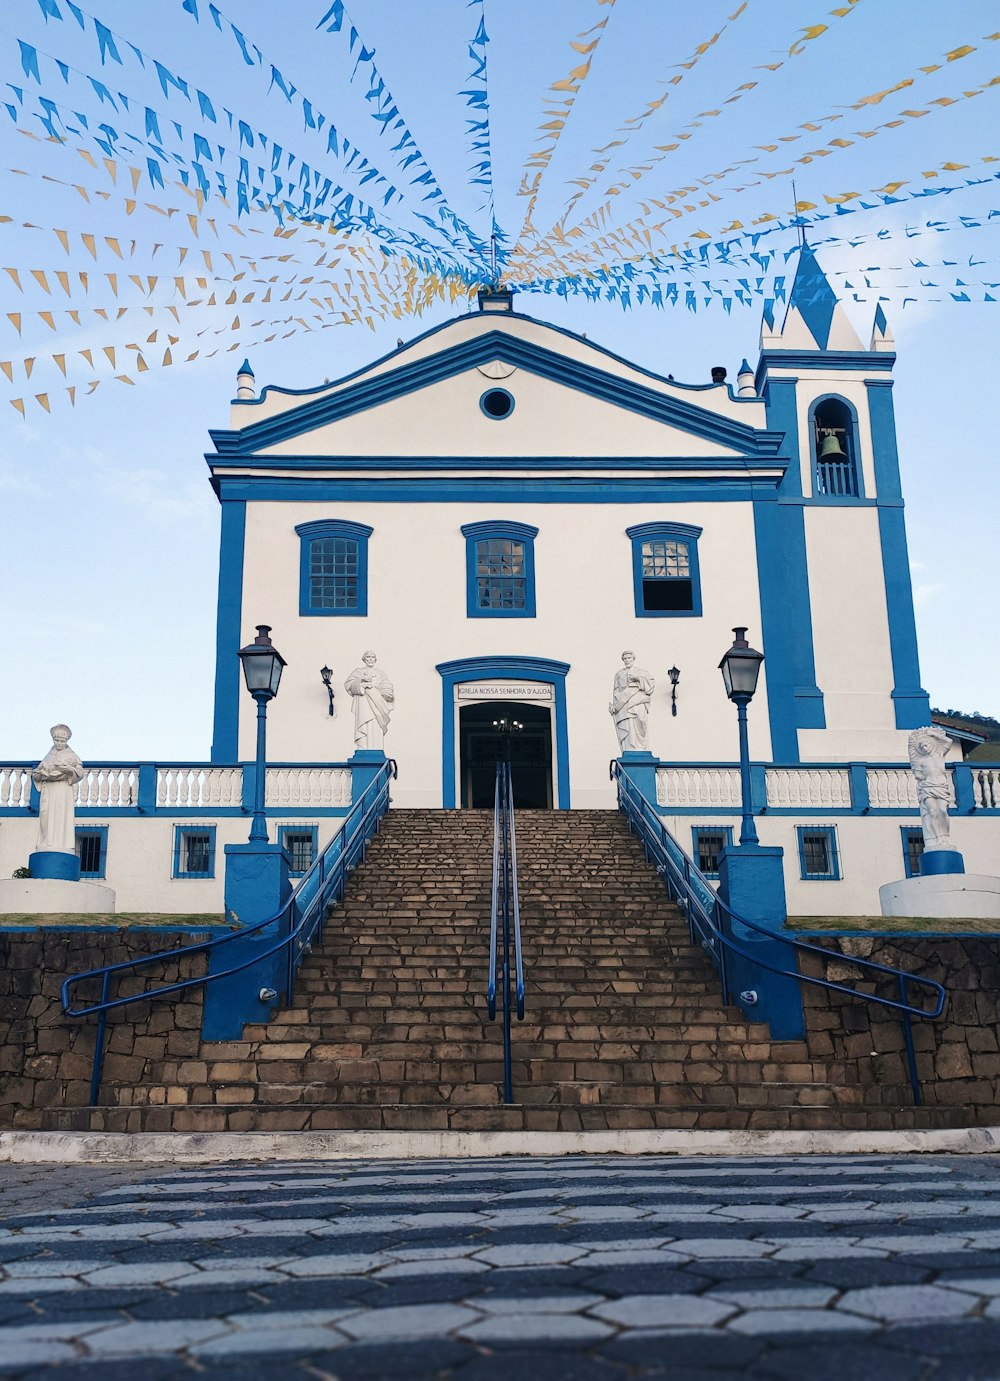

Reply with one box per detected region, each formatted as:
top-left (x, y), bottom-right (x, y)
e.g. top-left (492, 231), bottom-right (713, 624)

top-left (47, 808), bottom-right (964, 1133)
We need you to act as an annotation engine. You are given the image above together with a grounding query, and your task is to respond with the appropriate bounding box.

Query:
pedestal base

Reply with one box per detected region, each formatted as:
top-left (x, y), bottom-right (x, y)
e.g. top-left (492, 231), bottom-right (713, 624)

top-left (28, 850), bottom-right (80, 882)
top-left (0, 877), bottom-right (116, 915)
top-left (880, 873), bottom-right (1000, 921)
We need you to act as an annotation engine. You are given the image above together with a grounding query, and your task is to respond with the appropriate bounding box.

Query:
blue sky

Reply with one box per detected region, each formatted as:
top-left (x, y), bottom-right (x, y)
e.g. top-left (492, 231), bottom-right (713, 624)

top-left (2, 0), bottom-right (999, 759)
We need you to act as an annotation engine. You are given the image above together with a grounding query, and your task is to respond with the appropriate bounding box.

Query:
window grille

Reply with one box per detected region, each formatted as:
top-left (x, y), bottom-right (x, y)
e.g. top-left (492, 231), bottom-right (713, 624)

top-left (282, 830), bottom-right (316, 876)
top-left (692, 827), bottom-right (732, 879)
top-left (183, 832), bottom-right (212, 875)
top-left (902, 827), bottom-right (924, 878)
top-left (75, 829), bottom-right (105, 878)
top-left (797, 826), bottom-right (840, 880)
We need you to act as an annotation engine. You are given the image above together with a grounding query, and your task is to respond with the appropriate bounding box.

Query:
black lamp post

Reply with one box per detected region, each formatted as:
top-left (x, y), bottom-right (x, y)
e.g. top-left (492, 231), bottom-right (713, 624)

top-left (668, 665), bottom-right (680, 717)
top-left (719, 627), bottom-right (764, 847)
top-left (238, 625), bottom-right (286, 843)
top-left (320, 665), bottom-right (335, 716)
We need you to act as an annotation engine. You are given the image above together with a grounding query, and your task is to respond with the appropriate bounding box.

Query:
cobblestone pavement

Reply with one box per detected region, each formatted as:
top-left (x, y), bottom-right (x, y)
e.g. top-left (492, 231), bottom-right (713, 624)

top-left (4, 1155), bottom-right (1000, 1377)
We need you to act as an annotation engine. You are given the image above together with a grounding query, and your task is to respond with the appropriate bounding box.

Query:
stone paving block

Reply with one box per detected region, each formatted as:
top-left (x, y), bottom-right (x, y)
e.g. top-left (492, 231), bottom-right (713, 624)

top-left (729, 1308), bottom-right (877, 1335)
top-left (80, 1261), bottom-right (192, 1287)
top-left (473, 1243), bottom-right (585, 1267)
top-left (81, 1317), bottom-right (231, 1354)
top-left (337, 1302), bottom-right (483, 1341)
top-left (191, 1325), bottom-right (346, 1357)
top-left (590, 1292), bottom-right (737, 1327)
top-left (838, 1282), bottom-right (976, 1323)
top-left (467, 1292), bottom-right (607, 1315)
top-left (459, 1312), bottom-right (616, 1345)
top-left (707, 1284), bottom-right (838, 1309)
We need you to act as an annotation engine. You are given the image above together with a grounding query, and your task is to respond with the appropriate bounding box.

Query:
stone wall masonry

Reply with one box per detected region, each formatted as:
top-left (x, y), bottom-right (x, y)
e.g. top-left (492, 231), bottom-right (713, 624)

top-left (0, 930), bottom-right (208, 1130)
top-left (799, 935), bottom-right (1000, 1124)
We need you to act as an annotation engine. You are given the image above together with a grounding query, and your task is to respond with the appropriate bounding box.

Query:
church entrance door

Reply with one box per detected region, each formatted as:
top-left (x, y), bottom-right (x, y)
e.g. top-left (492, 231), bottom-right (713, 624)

top-left (459, 701), bottom-right (553, 809)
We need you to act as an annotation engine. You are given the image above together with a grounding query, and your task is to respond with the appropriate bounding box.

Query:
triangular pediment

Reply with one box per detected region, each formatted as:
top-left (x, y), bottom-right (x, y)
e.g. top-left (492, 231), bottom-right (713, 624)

top-left (211, 317), bottom-right (783, 462)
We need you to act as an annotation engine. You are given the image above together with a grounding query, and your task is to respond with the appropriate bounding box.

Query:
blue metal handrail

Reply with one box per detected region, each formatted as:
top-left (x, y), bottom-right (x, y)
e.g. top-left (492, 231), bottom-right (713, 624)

top-left (611, 762), bottom-right (945, 1105)
top-left (487, 760), bottom-right (525, 1104)
top-left (61, 760), bottom-right (397, 1105)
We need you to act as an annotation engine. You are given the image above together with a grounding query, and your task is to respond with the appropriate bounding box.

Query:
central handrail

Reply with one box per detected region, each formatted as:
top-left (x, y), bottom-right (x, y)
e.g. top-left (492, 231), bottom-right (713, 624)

top-left (611, 761), bottom-right (945, 1105)
top-left (487, 759), bottom-right (525, 1104)
top-left (61, 759), bottom-right (397, 1104)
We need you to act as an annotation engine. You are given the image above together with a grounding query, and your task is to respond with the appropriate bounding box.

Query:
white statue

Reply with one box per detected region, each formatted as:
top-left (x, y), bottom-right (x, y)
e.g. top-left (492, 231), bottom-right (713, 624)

top-left (908, 725), bottom-right (953, 851)
top-left (345, 651), bottom-right (395, 751)
top-left (609, 650), bottom-right (655, 753)
top-left (31, 724), bottom-right (85, 854)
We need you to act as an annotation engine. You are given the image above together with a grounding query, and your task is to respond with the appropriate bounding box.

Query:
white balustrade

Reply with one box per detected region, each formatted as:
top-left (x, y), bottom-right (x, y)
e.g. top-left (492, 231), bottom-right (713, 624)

top-left (866, 767), bottom-right (922, 810)
top-left (266, 767), bottom-right (352, 809)
top-left (657, 767), bottom-right (742, 809)
top-left (157, 767), bottom-right (243, 809)
top-left (972, 766), bottom-right (1000, 810)
top-left (765, 766), bottom-right (852, 809)
top-left (76, 767), bottom-right (138, 808)
top-left (0, 767), bottom-right (32, 809)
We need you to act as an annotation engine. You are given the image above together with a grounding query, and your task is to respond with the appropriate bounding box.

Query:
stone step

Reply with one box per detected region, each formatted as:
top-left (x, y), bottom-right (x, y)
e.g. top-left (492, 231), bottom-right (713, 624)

top-left (31, 1101), bottom-right (982, 1134)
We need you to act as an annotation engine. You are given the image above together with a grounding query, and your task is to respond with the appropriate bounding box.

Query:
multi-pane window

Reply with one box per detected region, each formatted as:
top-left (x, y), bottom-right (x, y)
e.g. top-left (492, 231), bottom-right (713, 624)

top-left (692, 827), bottom-right (732, 880)
top-left (476, 538), bottom-right (526, 611)
top-left (75, 828), bottom-right (106, 879)
top-left (641, 538), bottom-right (693, 611)
top-left (173, 826), bottom-right (216, 879)
top-left (280, 827), bottom-right (318, 877)
top-left (462, 521), bottom-right (538, 618)
top-left (626, 522), bottom-right (703, 617)
top-left (296, 520), bottom-right (372, 617)
top-left (797, 826), bottom-right (840, 880)
top-left (310, 537), bottom-right (359, 611)
top-left (902, 827), bottom-right (924, 878)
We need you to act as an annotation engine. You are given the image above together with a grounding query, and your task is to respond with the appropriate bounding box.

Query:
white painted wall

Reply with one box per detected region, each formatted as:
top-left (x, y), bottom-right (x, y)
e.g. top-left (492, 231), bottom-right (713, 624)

top-left (0, 816), bottom-right (345, 915)
top-left (238, 499), bottom-right (770, 808)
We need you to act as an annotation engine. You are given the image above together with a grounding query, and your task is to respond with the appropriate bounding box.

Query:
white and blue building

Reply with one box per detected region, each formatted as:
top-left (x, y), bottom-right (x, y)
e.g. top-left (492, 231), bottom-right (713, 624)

top-left (2, 249), bottom-right (998, 914)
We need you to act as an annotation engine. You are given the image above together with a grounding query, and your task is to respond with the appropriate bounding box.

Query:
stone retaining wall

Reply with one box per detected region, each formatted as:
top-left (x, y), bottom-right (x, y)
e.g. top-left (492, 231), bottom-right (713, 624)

top-left (0, 930), bottom-right (209, 1130)
top-left (800, 936), bottom-right (1000, 1123)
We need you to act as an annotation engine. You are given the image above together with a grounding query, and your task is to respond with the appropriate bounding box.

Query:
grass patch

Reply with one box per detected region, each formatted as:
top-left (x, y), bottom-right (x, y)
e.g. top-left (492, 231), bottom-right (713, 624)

top-left (787, 914), bottom-right (1000, 935)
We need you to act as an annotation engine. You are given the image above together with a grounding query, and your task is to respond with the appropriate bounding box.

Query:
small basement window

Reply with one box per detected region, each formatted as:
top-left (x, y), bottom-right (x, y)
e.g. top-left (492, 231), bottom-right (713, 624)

top-left (279, 826), bottom-right (318, 877)
top-left (797, 826), bottom-right (840, 881)
top-left (901, 827), bottom-right (924, 879)
top-left (692, 827), bottom-right (733, 880)
top-left (75, 827), bottom-right (107, 879)
top-left (173, 826), bottom-right (216, 879)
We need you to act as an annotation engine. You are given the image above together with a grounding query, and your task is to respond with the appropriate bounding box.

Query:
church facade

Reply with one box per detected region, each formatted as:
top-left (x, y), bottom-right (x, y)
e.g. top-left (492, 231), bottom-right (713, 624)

top-left (2, 250), bottom-right (998, 916)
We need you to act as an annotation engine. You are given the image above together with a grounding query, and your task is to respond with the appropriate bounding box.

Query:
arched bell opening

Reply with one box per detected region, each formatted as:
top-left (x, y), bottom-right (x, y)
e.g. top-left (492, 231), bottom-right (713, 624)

top-left (812, 396), bottom-right (860, 498)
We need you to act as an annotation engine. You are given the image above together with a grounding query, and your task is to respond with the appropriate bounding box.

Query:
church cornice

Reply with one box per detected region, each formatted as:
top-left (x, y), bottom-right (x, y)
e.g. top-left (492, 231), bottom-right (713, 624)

top-left (209, 325), bottom-right (784, 460)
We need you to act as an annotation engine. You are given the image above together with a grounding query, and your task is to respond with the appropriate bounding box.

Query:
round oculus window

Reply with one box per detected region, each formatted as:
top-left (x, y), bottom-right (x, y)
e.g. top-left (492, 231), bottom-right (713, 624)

top-left (480, 388), bottom-right (515, 419)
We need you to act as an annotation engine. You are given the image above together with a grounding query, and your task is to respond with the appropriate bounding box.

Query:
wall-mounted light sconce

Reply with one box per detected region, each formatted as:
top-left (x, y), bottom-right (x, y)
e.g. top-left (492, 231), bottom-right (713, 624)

top-left (668, 665), bottom-right (680, 717)
top-left (320, 665), bottom-right (335, 717)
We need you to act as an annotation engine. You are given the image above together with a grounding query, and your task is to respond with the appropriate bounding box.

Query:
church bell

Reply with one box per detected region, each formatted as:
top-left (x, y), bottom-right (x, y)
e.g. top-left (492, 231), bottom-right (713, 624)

top-left (818, 430), bottom-right (847, 460)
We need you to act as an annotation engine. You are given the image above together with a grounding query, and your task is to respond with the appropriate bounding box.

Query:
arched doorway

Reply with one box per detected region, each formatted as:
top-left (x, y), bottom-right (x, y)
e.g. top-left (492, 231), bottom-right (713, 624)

top-left (459, 700), bottom-right (553, 808)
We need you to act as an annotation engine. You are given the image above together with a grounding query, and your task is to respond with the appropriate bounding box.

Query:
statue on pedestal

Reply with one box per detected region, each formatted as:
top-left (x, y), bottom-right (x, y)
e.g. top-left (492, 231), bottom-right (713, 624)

top-left (31, 724), bottom-right (85, 854)
top-left (908, 725), bottom-right (953, 850)
top-left (345, 651), bottom-right (395, 751)
top-left (609, 650), bottom-right (655, 753)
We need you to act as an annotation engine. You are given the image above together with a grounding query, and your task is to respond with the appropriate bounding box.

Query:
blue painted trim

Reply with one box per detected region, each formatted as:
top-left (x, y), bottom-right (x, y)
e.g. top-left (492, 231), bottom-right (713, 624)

top-left (210, 499), bottom-right (246, 763)
top-left (691, 825), bottom-right (733, 879)
top-left (436, 655), bottom-right (571, 809)
top-left (208, 326), bottom-right (785, 459)
top-left (479, 387), bottom-right (515, 420)
top-left (461, 521), bottom-right (538, 619)
top-left (278, 823), bottom-right (319, 877)
top-left (848, 763), bottom-right (870, 812)
top-left (207, 454), bottom-right (790, 474)
top-left (213, 476), bottom-right (780, 505)
top-left (74, 825), bottom-right (108, 879)
top-left (625, 521), bottom-right (703, 619)
top-left (29, 850), bottom-right (80, 882)
top-left (294, 519), bottom-right (372, 618)
top-left (172, 824), bottom-right (218, 880)
top-left (877, 507), bottom-right (930, 728)
top-left (807, 393), bottom-right (865, 501)
top-left (795, 824), bottom-right (841, 881)
top-left (900, 825), bottom-right (924, 878)
top-left (757, 351), bottom-right (894, 389)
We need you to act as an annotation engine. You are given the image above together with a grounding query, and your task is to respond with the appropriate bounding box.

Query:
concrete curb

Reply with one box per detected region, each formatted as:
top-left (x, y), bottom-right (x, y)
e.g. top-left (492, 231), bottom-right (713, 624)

top-left (1, 1127), bottom-right (998, 1163)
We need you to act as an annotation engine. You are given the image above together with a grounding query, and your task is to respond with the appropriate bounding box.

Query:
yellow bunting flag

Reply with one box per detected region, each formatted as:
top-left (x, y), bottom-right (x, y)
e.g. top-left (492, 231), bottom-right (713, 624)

top-left (10, 399), bottom-right (25, 416)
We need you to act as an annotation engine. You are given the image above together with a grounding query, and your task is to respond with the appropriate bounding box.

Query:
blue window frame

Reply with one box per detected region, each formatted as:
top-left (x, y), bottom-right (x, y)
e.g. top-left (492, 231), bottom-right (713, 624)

top-left (296, 520), bottom-right (373, 617)
top-left (691, 826), bottom-right (733, 880)
top-left (901, 827), bottom-right (924, 879)
top-left (626, 522), bottom-right (703, 617)
top-left (279, 825), bottom-right (318, 877)
top-left (796, 825), bottom-right (841, 881)
top-left (173, 825), bottom-right (217, 879)
top-left (461, 521), bottom-right (538, 618)
top-left (75, 827), bottom-right (107, 879)
top-left (809, 395), bottom-right (864, 500)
